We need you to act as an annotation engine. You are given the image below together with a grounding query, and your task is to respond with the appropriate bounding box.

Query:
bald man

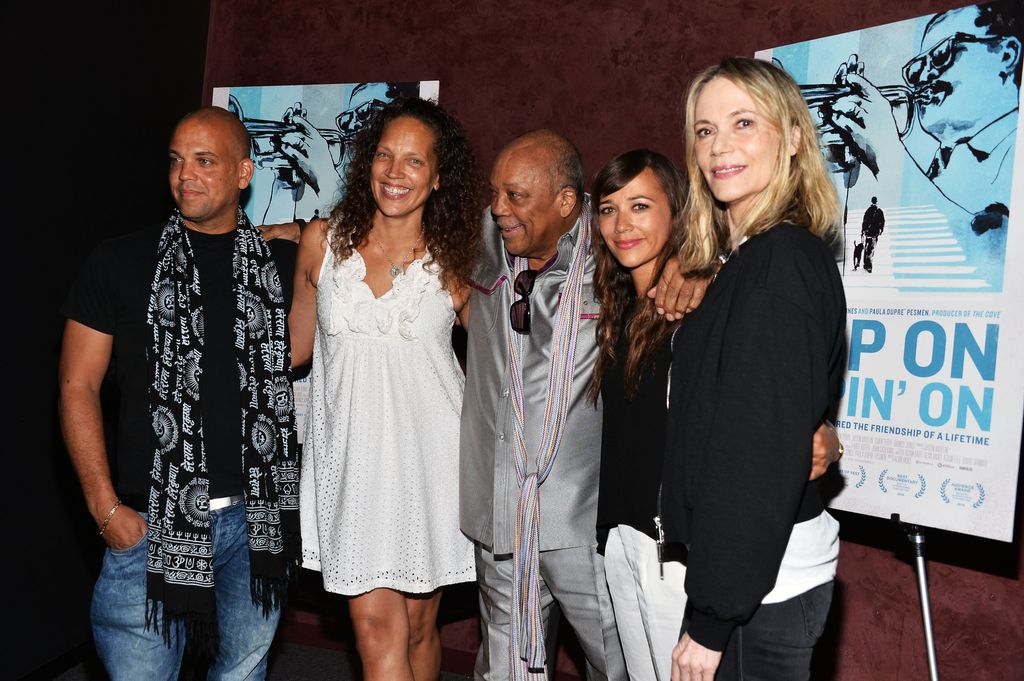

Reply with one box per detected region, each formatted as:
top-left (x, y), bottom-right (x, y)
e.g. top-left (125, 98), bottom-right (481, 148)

top-left (59, 107), bottom-right (300, 680)
top-left (460, 130), bottom-right (631, 680)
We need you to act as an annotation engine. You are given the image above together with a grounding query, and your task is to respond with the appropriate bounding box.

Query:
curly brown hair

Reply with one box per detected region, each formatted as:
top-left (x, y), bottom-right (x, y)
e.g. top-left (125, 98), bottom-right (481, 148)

top-left (326, 97), bottom-right (482, 291)
top-left (588, 149), bottom-right (687, 403)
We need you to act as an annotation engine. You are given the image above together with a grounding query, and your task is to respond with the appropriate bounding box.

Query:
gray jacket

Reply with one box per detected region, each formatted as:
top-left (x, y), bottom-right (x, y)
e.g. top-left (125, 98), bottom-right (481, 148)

top-left (460, 206), bottom-right (603, 554)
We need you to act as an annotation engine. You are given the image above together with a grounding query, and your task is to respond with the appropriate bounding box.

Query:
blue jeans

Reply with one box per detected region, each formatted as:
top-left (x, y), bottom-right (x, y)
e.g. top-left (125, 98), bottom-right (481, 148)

top-left (705, 581), bottom-right (833, 681)
top-left (91, 503), bottom-right (282, 681)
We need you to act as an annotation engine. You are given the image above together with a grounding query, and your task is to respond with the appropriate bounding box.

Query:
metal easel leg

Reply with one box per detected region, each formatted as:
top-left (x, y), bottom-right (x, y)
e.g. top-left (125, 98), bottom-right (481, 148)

top-left (891, 514), bottom-right (940, 681)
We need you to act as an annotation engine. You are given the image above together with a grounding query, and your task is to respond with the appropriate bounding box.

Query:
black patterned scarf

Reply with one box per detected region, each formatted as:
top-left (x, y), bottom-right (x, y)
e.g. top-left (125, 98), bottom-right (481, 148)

top-left (145, 208), bottom-right (300, 654)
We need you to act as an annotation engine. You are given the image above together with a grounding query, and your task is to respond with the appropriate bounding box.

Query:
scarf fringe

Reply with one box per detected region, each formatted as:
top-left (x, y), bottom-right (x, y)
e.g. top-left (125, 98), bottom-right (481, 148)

top-left (251, 576), bottom-right (288, 617)
top-left (144, 597), bottom-right (220, 658)
top-left (183, 615), bottom-right (220, 659)
top-left (251, 536), bottom-right (302, 616)
top-left (144, 597), bottom-right (162, 640)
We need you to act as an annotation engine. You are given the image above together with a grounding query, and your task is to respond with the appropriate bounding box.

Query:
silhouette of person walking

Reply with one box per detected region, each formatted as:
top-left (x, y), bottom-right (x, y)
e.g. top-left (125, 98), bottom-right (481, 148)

top-left (861, 196), bottom-right (885, 273)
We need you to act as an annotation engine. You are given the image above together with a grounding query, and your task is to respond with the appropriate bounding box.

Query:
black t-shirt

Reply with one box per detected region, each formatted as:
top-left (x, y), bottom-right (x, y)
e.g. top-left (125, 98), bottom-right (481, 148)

top-left (597, 301), bottom-right (674, 540)
top-left (61, 223), bottom-right (297, 499)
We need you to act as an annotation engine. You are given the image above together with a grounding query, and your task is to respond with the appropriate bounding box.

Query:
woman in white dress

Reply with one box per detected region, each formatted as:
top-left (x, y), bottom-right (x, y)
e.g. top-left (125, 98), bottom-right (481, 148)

top-left (290, 97), bottom-right (481, 681)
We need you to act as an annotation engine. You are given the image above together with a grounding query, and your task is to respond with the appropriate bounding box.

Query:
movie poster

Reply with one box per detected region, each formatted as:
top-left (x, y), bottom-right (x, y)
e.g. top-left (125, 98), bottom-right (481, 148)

top-left (757, 1), bottom-right (1022, 540)
top-left (212, 80), bottom-right (440, 226)
top-left (212, 80), bottom-right (441, 442)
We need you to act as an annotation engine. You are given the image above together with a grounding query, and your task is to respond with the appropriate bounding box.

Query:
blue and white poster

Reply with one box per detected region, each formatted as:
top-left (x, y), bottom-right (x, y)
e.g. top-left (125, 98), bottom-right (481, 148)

top-left (757, 1), bottom-right (1022, 540)
top-left (212, 80), bottom-right (440, 227)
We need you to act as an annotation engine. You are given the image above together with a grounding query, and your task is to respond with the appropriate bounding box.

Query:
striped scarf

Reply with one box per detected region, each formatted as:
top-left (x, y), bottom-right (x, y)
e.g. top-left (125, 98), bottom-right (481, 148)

top-left (506, 198), bottom-right (592, 678)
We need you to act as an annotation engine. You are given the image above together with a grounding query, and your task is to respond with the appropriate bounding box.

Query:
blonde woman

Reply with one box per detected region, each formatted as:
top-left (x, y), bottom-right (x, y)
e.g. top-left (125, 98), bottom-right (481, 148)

top-left (663, 57), bottom-right (846, 681)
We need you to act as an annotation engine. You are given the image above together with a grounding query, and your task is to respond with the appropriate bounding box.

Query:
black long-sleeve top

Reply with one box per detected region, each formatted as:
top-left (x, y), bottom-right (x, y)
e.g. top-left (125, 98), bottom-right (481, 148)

top-left (662, 223), bottom-right (846, 651)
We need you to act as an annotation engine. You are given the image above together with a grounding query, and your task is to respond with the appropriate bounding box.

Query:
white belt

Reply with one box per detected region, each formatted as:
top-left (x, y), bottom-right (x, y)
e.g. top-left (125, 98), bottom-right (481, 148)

top-left (209, 494), bottom-right (244, 511)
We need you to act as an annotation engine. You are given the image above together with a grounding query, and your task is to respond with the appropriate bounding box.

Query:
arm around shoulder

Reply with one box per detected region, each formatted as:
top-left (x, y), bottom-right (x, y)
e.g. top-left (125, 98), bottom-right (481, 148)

top-left (649, 256), bottom-right (712, 321)
top-left (259, 220), bottom-right (303, 244)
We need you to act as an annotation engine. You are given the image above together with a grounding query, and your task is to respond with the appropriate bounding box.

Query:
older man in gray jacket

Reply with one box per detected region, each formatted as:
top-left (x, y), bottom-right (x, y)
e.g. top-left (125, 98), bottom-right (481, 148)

top-left (461, 128), bottom-right (707, 680)
top-left (460, 128), bottom-right (618, 681)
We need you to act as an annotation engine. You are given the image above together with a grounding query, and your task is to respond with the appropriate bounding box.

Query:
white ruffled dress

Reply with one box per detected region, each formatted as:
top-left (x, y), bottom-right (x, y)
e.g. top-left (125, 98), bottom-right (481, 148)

top-left (299, 246), bottom-right (475, 595)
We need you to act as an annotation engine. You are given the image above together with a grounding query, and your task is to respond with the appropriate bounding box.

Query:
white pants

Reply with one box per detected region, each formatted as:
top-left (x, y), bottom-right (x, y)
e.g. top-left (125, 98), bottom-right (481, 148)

top-left (604, 525), bottom-right (688, 681)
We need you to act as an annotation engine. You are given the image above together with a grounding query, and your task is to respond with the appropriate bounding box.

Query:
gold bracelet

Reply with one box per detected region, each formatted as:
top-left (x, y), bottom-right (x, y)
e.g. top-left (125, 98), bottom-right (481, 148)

top-left (99, 499), bottom-right (122, 537)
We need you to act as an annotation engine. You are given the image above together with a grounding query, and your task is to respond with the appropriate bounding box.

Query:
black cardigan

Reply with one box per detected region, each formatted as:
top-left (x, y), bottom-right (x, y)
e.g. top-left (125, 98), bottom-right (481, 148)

top-left (662, 223), bottom-right (846, 651)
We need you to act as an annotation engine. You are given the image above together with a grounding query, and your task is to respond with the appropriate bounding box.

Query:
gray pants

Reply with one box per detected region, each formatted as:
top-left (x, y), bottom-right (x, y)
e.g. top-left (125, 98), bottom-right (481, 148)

top-left (474, 544), bottom-right (626, 680)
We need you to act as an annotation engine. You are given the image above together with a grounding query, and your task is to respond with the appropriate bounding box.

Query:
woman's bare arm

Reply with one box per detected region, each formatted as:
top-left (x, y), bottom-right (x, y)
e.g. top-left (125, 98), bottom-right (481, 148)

top-left (289, 219), bottom-right (329, 368)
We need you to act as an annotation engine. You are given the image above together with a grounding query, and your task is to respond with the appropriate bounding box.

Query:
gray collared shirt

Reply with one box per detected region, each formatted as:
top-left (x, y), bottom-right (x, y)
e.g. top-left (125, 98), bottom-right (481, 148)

top-left (460, 202), bottom-right (602, 554)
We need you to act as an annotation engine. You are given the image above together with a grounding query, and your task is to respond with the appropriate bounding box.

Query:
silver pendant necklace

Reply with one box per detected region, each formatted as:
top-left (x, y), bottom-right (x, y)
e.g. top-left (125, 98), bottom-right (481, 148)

top-left (374, 232), bottom-right (422, 279)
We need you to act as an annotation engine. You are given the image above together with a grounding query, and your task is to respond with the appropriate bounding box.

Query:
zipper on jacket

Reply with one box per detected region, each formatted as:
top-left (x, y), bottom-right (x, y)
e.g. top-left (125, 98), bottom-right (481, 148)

top-left (652, 326), bottom-right (681, 580)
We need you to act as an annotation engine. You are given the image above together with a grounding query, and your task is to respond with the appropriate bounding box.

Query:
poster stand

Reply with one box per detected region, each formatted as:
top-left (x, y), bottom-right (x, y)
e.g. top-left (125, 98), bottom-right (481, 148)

top-left (891, 513), bottom-right (939, 681)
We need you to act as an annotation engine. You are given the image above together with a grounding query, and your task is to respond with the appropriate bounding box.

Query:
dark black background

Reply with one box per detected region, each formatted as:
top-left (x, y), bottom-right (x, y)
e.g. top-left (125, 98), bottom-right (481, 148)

top-left (11, 4), bottom-right (210, 678)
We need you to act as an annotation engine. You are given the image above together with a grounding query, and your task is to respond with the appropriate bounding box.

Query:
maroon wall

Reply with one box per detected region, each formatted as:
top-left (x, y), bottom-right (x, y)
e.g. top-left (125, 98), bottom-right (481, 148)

top-left (203, 0), bottom-right (987, 180)
top-left (203, 2), bottom-right (1023, 679)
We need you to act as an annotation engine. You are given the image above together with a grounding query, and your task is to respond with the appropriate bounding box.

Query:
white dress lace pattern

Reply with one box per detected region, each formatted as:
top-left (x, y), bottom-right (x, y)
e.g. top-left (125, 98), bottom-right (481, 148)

top-left (299, 246), bottom-right (475, 595)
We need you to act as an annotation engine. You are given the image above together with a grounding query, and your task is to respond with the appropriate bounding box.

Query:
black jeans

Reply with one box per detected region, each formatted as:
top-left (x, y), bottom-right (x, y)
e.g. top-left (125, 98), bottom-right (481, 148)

top-left (711, 581), bottom-right (833, 681)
